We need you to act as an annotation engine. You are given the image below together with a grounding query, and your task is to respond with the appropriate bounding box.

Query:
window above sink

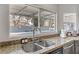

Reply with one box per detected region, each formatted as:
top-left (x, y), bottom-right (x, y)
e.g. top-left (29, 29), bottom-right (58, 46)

top-left (9, 4), bottom-right (57, 37)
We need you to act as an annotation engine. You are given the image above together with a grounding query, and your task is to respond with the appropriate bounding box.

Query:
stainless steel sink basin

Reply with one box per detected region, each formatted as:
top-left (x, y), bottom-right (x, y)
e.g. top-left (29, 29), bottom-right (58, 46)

top-left (36, 40), bottom-right (55, 47)
top-left (22, 42), bottom-right (43, 53)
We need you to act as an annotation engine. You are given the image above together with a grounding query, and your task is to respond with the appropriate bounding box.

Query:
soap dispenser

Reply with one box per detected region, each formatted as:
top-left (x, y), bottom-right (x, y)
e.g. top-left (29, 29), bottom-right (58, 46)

top-left (60, 29), bottom-right (66, 38)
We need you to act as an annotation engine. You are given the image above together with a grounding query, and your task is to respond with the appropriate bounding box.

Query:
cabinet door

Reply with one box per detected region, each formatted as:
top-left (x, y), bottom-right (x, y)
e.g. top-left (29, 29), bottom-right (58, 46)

top-left (74, 40), bottom-right (79, 54)
top-left (63, 44), bottom-right (74, 54)
top-left (75, 45), bottom-right (79, 54)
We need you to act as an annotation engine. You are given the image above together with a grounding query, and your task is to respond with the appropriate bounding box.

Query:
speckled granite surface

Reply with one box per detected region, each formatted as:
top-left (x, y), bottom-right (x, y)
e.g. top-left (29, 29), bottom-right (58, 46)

top-left (0, 36), bottom-right (79, 54)
top-left (0, 34), bottom-right (59, 54)
top-left (0, 44), bottom-right (22, 54)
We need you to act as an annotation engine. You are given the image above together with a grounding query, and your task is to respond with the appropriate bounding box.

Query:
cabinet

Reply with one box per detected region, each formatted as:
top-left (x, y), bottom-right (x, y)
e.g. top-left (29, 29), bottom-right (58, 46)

top-left (63, 41), bottom-right (74, 54)
top-left (74, 40), bottom-right (79, 54)
top-left (46, 40), bottom-right (78, 54)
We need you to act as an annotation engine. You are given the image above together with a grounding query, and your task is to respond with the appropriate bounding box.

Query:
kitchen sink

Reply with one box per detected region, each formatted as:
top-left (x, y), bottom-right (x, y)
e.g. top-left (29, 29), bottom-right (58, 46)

top-left (36, 40), bottom-right (55, 47)
top-left (22, 42), bottom-right (43, 53)
top-left (22, 39), bottom-right (55, 53)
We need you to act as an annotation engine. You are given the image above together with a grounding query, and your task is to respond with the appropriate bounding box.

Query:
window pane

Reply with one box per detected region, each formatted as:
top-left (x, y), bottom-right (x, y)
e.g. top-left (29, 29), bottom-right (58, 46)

top-left (40, 9), bottom-right (56, 32)
top-left (9, 5), bottom-right (38, 33)
top-left (9, 4), bottom-right (57, 34)
top-left (63, 13), bottom-right (76, 32)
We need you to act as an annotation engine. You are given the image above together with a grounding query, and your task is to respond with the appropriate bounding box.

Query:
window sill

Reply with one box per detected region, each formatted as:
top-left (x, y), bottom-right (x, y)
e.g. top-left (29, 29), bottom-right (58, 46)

top-left (9, 31), bottom-right (58, 40)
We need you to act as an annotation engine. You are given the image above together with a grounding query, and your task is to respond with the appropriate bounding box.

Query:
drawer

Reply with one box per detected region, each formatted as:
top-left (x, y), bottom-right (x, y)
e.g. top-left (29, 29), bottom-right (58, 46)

top-left (75, 40), bottom-right (79, 45)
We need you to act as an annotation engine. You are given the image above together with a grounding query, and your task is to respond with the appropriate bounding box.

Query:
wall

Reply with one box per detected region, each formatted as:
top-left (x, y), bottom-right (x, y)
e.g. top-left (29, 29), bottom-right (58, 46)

top-left (0, 4), bottom-right (9, 42)
top-left (76, 5), bottom-right (79, 33)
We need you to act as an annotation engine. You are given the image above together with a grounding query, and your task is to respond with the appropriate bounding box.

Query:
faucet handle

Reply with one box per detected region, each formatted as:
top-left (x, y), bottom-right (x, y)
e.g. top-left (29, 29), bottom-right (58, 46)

top-left (21, 38), bottom-right (29, 44)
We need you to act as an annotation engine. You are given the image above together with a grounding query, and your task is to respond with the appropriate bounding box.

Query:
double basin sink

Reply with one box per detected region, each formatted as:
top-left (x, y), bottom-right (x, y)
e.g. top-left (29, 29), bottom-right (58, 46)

top-left (22, 39), bottom-right (55, 53)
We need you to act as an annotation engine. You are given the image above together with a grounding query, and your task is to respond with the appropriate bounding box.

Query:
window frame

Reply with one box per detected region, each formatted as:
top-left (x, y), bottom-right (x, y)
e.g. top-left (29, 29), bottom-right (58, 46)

top-left (9, 5), bottom-right (57, 34)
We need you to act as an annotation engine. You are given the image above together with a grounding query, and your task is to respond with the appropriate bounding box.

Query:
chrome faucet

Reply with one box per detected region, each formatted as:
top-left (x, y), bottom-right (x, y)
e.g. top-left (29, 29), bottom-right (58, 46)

top-left (32, 27), bottom-right (37, 42)
top-left (32, 27), bottom-right (41, 42)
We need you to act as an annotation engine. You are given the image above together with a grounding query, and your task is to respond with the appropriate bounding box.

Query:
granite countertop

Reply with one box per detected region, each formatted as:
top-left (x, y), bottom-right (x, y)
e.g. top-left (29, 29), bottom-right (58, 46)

top-left (0, 36), bottom-right (79, 54)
